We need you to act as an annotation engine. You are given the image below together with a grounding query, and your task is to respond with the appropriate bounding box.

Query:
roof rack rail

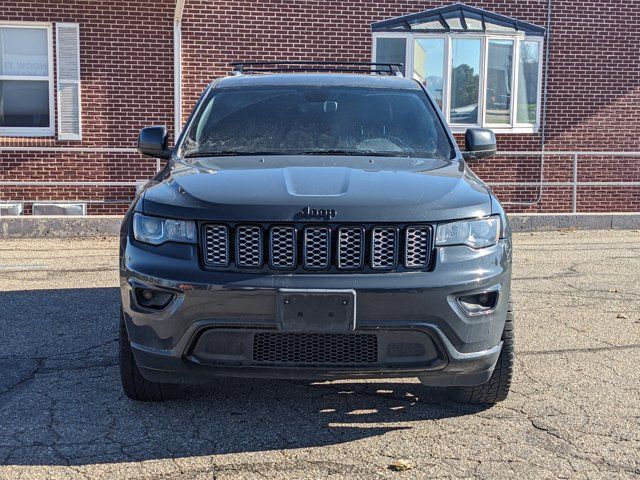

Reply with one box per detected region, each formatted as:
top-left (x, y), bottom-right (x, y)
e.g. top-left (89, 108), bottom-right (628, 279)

top-left (229, 61), bottom-right (404, 77)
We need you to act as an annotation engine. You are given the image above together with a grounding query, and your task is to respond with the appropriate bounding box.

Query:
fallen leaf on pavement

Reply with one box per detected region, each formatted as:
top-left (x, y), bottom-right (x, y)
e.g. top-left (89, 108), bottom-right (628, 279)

top-left (388, 459), bottom-right (414, 472)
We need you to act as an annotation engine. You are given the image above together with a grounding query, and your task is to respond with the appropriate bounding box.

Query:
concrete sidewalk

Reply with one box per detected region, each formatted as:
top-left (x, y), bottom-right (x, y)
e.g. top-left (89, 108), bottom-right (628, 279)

top-left (1, 213), bottom-right (639, 238)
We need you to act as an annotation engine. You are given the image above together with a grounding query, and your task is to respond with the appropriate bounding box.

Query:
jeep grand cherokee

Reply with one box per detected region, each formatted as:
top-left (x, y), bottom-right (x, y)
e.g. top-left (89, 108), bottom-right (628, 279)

top-left (119, 61), bottom-right (513, 404)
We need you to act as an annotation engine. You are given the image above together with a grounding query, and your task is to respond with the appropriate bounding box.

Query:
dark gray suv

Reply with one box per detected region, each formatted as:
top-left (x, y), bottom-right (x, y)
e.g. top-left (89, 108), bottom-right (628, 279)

top-left (119, 62), bottom-right (513, 404)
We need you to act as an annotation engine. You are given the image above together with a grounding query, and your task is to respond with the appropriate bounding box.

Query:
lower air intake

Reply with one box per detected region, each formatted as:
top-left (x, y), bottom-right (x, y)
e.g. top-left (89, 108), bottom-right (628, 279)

top-left (253, 332), bottom-right (378, 365)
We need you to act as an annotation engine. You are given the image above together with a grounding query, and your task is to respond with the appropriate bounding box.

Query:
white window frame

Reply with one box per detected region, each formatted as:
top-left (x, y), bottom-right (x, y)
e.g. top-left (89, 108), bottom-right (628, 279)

top-left (447, 33), bottom-right (486, 130)
top-left (373, 32), bottom-right (544, 134)
top-left (482, 35), bottom-right (515, 129)
top-left (0, 22), bottom-right (55, 137)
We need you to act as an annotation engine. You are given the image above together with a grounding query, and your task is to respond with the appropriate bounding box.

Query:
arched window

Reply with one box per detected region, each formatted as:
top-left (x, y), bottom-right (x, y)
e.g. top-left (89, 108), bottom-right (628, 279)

top-left (372, 3), bottom-right (544, 133)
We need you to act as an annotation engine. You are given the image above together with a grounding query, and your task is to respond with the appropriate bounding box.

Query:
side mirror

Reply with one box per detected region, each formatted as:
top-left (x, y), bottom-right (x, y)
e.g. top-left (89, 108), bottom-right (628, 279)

top-left (463, 128), bottom-right (497, 161)
top-left (137, 126), bottom-right (172, 159)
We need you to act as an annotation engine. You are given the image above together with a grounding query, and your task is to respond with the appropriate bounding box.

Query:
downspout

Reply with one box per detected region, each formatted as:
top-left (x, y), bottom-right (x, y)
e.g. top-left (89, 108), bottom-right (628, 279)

top-left (174, 0), bottom-right (186, 140)
top-left (541, 0), bottom-right (552, 153)
top-left (503, 0), bottom-right (552, 206)
top-left (527, 0), bottom-right (552, 206)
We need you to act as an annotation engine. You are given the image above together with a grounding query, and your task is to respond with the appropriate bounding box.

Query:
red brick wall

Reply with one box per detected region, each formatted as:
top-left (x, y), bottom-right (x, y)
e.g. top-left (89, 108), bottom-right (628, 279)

top-left (180, 0), bottom-right (640, 213)
top-left (0, 0), bottom-right (174, 214)
top-left (1, 0), bottom-right (639, 214)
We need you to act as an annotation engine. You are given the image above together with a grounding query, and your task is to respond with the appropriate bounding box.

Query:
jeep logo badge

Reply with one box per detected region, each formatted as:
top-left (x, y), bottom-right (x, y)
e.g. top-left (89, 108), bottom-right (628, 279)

top-left (300, 206), bottom-right (337, 219)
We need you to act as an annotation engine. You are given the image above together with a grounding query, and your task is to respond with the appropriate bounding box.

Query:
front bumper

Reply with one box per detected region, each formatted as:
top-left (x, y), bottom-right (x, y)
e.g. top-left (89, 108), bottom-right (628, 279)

top-left (120, 236), bottom-right (512, 387)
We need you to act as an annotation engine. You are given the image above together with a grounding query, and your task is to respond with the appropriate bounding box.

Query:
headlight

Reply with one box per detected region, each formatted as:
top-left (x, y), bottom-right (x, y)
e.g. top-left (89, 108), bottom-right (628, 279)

top-left (436, 217), bottom-right (500, 249)
top-left (133, 213), bottom-right (196, 245)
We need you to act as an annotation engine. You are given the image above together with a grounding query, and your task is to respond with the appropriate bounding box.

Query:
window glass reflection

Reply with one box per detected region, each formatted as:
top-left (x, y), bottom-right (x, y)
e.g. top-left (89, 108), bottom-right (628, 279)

top-left (517, 41), bottom-right (540, 124)
top-left (485, 39), bottom-right (514, 124)
top-left (413, 38), bottom-right (445, 109)
top-left (450, 38), bottom-right (481, 124)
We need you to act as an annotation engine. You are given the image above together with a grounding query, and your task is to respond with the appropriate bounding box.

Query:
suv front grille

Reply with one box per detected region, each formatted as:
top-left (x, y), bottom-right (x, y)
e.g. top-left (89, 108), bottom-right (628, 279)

top-left (203, 224), bottom-right (230, 267)
top-left (201, 223), bottom-right (433, 272)
top-left (253, 332), bottom-right (378, 365)
top-left (303, 226), bottom-right (331, 270)
top-left (371, 226), bottom-right (398, 269)
top-left (269, 226), bottom-right (297, 269)
top-left (405, 226), bottom-right (432, 268)
top-left (337, 226), bottom-right (365, 269)
top-left (235, 225), bottom-right (263, 267)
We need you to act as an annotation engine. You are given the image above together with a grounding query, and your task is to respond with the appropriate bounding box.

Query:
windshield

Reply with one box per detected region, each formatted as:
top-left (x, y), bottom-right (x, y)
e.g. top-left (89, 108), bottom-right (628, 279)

top-left (180, 84), bottom-right (454, 161)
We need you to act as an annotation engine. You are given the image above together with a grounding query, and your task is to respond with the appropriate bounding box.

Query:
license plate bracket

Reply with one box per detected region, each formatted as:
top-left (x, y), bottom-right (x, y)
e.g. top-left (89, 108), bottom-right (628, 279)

top-left (277, 289), bottom-right (356, 333)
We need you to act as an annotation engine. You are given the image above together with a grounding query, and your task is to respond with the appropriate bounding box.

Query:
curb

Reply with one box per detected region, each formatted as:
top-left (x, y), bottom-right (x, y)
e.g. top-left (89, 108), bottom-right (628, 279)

top-left (1, 216), bottom-right (122, 239)
top-left (507, 213), bottom-right (640, 232)
top-left (1, 213), bottom-right (639, 239)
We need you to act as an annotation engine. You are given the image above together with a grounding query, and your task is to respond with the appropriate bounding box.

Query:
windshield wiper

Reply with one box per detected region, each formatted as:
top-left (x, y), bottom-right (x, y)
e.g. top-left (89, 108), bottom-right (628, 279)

top-left (183, 150), bottom-right (303, 158)
top-left (183, 149), bottom-right (416, 158)
top-left (301, 149), bottom-right (409, 157)
top-left (183, 151), bottom-right (244, 158)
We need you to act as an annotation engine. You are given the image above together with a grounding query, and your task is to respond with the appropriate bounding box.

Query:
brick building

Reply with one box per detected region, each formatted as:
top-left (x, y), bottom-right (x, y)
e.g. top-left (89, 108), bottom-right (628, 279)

top-left (1, 0), bottom-right (638, 215)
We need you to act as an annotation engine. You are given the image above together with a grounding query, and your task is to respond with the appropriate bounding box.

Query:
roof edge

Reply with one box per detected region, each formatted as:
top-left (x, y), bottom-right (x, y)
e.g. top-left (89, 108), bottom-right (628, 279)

top-left (371, 2), bottom-right (545, 36)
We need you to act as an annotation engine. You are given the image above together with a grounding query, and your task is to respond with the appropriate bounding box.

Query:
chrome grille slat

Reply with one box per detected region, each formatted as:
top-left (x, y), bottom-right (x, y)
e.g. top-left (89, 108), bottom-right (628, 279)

top-left (337, 226), bottom-right (364, 270)
top-left (371, 226), bottom-right (398, 269)
top-left (303, 226), bottom-right (331, 270)
top-left (202, 223), bottom-right (432, 272)
top-left (203, 224), bottom-right (229, 266)
top-left (235, 225), bottom-right (263, 268)
top-left (405, 226), bottom-right (432, 268)
top-left (270, 226), bottom-right (297, 269)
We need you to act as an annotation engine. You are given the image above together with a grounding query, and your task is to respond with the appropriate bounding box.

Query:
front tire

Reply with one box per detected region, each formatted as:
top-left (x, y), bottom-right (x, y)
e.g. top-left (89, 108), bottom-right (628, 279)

top-left (119, 311), bottom-right (173, 401)
top-left (424, 300), bottom-right (515, 405)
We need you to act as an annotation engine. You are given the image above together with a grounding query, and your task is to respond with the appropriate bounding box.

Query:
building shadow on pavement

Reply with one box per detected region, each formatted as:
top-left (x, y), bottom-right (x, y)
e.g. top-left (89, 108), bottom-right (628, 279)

top-left (0, 287), bottom-right (486, 466)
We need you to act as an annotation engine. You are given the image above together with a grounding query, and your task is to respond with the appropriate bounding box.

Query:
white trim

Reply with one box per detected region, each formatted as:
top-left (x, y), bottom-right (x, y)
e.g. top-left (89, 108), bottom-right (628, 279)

top-left (0, 146), bottom-right (137, 152)
top-left (56, 22), bottom-right (82, 140)
top-left (450, 125), bottom-right (538, 134)
top-left (175, 0), bottom-right (187, 21)
top-left (372, 30), bottom-right (544, 134)
top-left (0, 23), bottom-right (55, 137)
top-left (510, 36), bottom-right (520, 127)
top-left (443, 35), bottom-right (451, 122)
top-left (405, 32), bottom-right (414, 79)
top-left (0, 181), bottom-right (145, 186)
top-left (0, 21), bottom-right (53, 27)
top-left (173, 0), bottom-right (186, 139)
top-left (0, 75), bottom-right (49, 81)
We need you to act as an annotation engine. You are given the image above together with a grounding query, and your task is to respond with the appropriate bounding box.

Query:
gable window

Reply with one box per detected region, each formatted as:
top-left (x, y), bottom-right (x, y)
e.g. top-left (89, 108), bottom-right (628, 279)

top-left (0, 23), bottom-right (54, 137)
top-left (372, 4), bottom-right (544, 133)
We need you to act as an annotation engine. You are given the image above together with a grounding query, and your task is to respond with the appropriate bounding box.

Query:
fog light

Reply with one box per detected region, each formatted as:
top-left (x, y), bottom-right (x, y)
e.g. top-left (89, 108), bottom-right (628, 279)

top-left (133, 287), bottom-right (175, 310)
top-left (457, 291), bottom-right (498, 315)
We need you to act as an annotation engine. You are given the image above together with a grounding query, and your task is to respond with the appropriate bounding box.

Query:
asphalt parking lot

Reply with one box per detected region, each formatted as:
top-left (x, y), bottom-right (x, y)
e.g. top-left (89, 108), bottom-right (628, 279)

top-left (0, 230), bottom-right (639, 479)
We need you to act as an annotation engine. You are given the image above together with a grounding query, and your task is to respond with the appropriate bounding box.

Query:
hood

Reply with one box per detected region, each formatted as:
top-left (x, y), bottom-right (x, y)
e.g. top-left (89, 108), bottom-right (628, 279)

top-left (141, 156), bottom-right (491, 222)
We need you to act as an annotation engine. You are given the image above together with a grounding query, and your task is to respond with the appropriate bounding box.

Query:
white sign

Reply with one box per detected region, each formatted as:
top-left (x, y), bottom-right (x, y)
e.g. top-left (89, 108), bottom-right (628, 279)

top-left (1, 53), bottom-right (48, 76)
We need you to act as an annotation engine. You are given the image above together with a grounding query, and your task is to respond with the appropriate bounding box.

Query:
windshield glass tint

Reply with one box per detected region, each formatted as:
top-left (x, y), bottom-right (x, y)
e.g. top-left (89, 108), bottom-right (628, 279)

top-left (181, 85), bottom-right (453, 160)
